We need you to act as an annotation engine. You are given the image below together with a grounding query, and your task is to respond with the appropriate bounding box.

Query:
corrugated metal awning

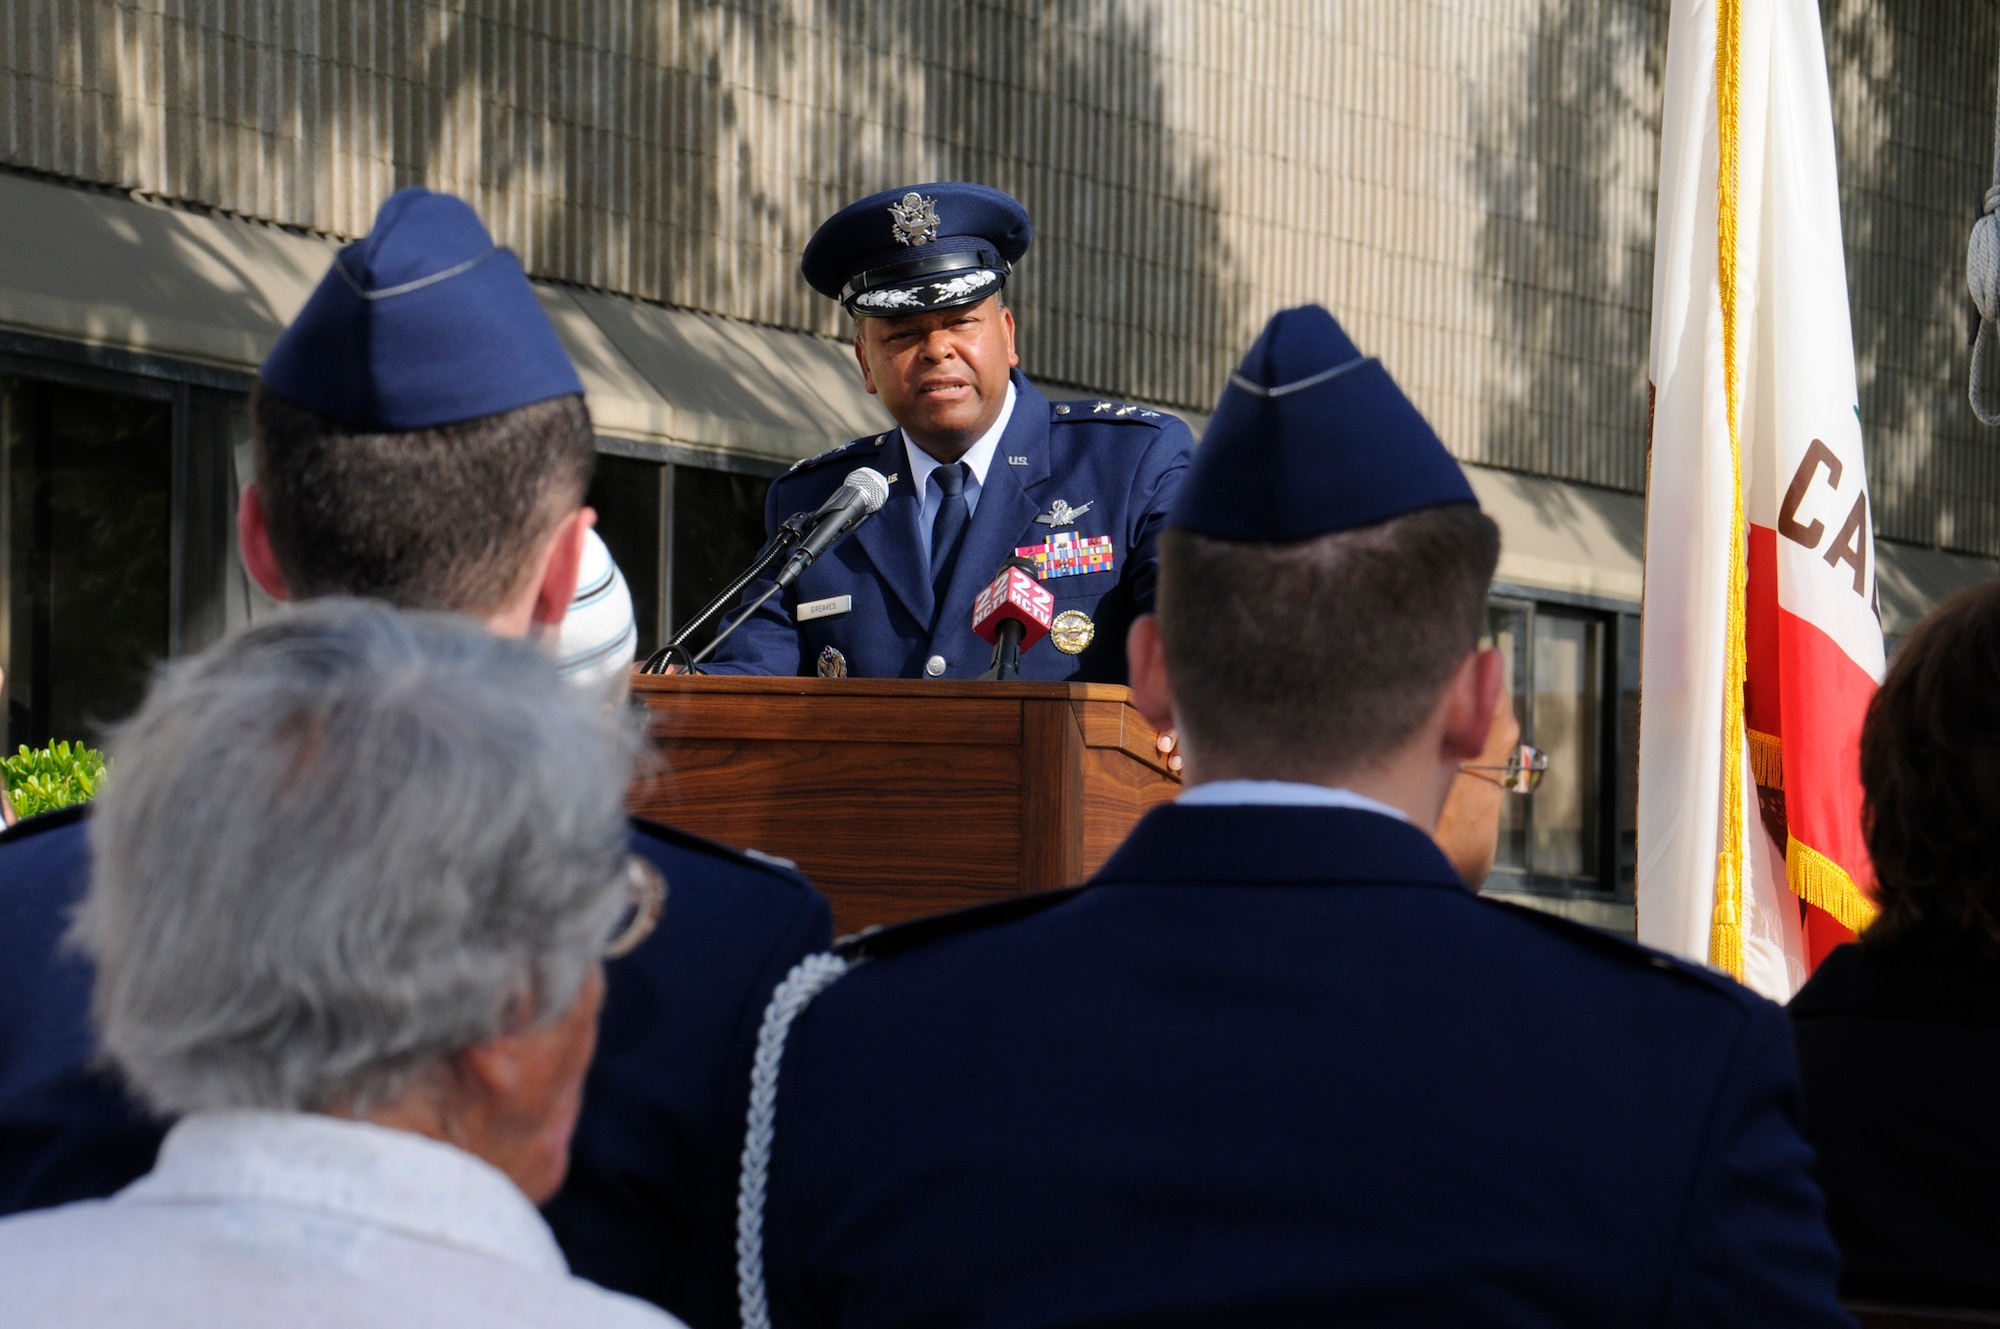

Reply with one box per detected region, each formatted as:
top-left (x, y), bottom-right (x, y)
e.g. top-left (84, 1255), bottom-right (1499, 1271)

top-left (0, 170), bottom-right (887, 467)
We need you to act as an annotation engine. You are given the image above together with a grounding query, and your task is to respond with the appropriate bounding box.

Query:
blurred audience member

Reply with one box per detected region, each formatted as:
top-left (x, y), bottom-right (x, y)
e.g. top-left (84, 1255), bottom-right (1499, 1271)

top-left (1791, 581), bottom-right (2000, 1310)
top-left (553, 528), bottom-right (640, 702)
top-left (0, 601), bottom-right (677, 1329)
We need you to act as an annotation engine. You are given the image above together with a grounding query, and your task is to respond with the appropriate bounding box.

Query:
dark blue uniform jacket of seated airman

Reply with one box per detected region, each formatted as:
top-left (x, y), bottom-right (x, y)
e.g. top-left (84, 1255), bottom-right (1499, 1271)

top-left (702, 371), bottom-right (1192, 682)
top-left (762, 803), bottom-right (1850, 1329)
top-left (0, 804), bottom-right (831, 1329)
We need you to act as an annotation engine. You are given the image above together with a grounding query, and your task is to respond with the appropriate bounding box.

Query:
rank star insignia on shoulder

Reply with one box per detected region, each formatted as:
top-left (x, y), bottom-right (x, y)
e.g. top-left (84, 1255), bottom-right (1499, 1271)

top-left (788, 437), bottom-right (862, 472)
top-left (1076, 400), bottom-right (1162, 421)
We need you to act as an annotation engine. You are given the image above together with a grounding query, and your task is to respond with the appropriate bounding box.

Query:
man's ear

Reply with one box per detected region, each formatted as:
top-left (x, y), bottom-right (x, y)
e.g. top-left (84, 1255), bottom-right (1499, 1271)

top-left (236, 483), bottom-right (293, 602)
top-left (1126, 614), bottom-right (1176, 733)
top-left (529, 508), bottom-right (596, 633)
top-left (853, 332), bottom-right (879, 396)
top-left (1439, 647), bottom-right (1505, 763)
top-left (1002, 302), bottom-right (1019, 369)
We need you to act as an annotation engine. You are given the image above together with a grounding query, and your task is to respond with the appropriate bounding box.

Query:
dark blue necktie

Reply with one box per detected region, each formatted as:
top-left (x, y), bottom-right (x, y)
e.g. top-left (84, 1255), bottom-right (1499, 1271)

top-left (929, 461), bottom-right (972, 597)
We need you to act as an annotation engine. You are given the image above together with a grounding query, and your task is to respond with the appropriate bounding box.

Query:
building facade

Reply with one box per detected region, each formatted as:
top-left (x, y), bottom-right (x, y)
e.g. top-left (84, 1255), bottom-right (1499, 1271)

top-left (4, 0), bottom-right (1996, 928)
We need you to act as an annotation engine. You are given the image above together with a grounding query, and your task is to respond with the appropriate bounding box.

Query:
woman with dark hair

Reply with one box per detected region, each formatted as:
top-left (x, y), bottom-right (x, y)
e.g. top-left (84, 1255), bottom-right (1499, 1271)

top-left (1790, 580), bottom-right (2000, 1309)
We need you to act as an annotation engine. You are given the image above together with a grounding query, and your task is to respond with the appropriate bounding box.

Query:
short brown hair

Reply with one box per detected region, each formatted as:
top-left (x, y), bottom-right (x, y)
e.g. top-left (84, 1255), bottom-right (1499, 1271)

top-left (252, 386), bottom-right (596, 616)
top-left (1158, 505), bottom-right (1499, 778)
top-left (1860, 580), bottom-right (2000, 947)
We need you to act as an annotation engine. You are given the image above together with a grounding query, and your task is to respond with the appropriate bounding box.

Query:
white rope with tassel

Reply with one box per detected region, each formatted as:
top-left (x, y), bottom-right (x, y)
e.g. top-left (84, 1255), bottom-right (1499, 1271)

top-left (736, 951), bottom-right (854, 1329)
top-left (1968, 40), bottom-right (2000, 424)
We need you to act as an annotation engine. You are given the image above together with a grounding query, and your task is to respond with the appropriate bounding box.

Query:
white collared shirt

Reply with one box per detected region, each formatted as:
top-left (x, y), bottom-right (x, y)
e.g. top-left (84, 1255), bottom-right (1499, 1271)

top-left (0, 1110), bottom-right (682, 1329)
top-left (907, 380), bottom-right (1018, 566)
top-left (1177, 778), bottom-right (1410, 823)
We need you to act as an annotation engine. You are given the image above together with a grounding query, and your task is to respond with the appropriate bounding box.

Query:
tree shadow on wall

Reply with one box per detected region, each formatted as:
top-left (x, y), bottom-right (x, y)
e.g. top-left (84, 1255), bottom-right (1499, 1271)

top-left (815, 0), bottom-right (1243, 412)
top-left (61, 0), bottom-right (1239, 413)
top-left (398, 0), bottom-right (1242, 412)
top-left (1820, 0), bottom-right (2000, 555)
top-left (1469, 0), bottom-right (1664, 521)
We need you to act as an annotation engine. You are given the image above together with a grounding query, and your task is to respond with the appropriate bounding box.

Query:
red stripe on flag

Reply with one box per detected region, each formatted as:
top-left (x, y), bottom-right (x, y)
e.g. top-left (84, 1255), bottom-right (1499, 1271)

top-left (1745, 525), bottom-right (1879, 945)
top-left (1775, 607), bottom-right (1875, 888)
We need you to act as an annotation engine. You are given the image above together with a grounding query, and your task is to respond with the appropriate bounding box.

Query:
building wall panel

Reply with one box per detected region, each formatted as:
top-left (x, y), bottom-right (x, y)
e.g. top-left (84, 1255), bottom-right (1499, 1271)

top-left (4, 0), bottom-right (1995, 551)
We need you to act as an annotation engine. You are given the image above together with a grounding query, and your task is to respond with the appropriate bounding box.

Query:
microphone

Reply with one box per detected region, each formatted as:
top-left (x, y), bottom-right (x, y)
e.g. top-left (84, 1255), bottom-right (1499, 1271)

top-left (973, 557), bottom-right (1056, 681)
top-left (774, 467), bottom-right (891, 589)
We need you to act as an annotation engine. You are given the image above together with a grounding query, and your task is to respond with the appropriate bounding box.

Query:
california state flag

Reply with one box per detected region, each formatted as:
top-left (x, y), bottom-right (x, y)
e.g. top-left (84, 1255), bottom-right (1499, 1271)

top-left (1637, 0), bottom-right (1883, 1000)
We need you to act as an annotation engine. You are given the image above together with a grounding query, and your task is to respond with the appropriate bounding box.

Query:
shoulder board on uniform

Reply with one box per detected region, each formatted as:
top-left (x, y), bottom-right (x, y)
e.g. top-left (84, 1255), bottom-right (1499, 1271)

top-left (835, 885), bottom-right (1089, 963)
top-left (0, 800), bottom-right (89, 846)
top-left (786, 431), bottom-right (893, 473)
top-left (1050, 399), bottom-right (1169, 425)
top-left (1475, 893), bottom-right (1756, 1003)
top-left (627, 813), bottom-right (812, 886)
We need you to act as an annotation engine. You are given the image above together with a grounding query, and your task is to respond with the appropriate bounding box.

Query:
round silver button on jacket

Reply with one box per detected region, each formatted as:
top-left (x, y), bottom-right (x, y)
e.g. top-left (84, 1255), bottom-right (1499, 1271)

top-left (924, 655), bottom-right (947, 677)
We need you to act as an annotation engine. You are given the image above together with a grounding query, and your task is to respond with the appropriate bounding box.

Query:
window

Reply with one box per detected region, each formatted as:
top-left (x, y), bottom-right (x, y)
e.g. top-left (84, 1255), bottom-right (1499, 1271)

top-left (1484, 594), bottom-right (1640, 900)
top-left (586, 453), bottom-right (774, 661)
top-left (2, 376), bottom-right (173, 749)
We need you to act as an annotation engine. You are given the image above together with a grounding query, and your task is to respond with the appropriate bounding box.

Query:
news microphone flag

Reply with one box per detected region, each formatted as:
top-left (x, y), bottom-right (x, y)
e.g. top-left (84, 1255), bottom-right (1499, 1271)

top-left (972, 565), bottom-right (1055, 649)
top-left (1638, 0), bottom-right (1883, 999)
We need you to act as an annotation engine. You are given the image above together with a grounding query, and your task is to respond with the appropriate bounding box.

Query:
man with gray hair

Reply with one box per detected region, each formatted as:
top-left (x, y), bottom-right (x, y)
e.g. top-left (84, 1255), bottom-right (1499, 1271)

top-left (0, 600), bottom-right (680, 1328)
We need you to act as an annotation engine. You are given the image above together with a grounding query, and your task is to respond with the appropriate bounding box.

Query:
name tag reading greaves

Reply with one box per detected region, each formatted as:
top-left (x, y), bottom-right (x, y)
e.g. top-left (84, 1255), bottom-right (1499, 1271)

top-left (797, 594), bottom-right (853, 623)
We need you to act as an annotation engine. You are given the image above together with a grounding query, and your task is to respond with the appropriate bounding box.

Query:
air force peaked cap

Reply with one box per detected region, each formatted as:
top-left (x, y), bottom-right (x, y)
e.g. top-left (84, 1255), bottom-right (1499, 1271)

top-left (1170, 304), bottom-right (1477, 541)
top-left (261, 188), bottom-right (583, 430)
top-left (802, 182), bottom-right (1031, 317)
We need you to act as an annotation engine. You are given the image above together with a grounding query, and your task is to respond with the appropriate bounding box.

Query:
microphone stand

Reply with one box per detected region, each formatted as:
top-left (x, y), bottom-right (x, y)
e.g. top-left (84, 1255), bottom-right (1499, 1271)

top-left (638, 512), bottom-right (809, 674)
top-left (688, 579), bottom-right (786, 667)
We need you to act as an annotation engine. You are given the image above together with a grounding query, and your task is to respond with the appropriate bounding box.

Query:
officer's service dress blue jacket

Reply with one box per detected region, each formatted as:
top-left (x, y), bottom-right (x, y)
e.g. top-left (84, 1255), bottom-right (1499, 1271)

top-left (704, 372), bottom-right (1192, 682)
top-left (761, 804), bottom-right (1850, 1328)
top-left (0, 805), bottom-right (831, 1329)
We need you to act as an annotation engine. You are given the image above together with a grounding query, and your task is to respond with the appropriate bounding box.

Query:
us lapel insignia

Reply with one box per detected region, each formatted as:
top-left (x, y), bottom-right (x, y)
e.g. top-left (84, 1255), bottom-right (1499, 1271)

top-left (1007, 455), bottom-right (1029, 466)
top-left (1034, 498), bottom-right (1094, 528)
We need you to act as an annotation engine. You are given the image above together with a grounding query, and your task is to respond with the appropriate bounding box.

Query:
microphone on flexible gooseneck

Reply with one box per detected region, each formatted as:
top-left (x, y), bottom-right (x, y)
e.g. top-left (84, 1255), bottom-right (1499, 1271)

top-left (972, 556), bottom-right (1056, 681)
top-left (682, 467), bottom-right (891, 669)
top-left (773, 468), bottom-right (892, 589)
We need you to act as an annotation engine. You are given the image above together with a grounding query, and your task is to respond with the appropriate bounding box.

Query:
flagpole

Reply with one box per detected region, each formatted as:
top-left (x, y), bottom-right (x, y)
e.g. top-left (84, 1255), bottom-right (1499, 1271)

top-left (1709, 0), bottom-right (1748, 979)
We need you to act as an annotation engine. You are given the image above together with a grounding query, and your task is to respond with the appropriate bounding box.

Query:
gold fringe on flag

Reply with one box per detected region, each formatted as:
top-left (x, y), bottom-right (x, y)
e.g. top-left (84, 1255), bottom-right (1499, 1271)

top-left (1748, 727), bottom-right (1877, 931)
top-left (1710, 0), bottom-right (1748, 979)
top-left (1787, 835), bottom-right (1878, 934)
top-left (1747, 728), bottom-right (1784, 789)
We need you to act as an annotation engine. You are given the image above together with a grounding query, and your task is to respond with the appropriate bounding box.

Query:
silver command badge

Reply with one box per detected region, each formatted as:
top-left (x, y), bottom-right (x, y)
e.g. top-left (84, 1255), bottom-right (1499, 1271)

top-left (817, 645), bottom-right (848, 678)
top-left (888, 192), bottom-right (941, 247)
top-left (1034, 498), bottom-right (1093, 528)
top-left (1050, 609), bottom-right (1095, 655)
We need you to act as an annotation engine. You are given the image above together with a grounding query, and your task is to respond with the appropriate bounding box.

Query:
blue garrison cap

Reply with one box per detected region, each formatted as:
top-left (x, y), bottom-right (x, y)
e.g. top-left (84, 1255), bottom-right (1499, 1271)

top-left (802, 183), bottom-right (1031, 317)
top-left (1170, 305), bottom-right (1477, 541)
top-left (261, 188), bottom-right (583, 430)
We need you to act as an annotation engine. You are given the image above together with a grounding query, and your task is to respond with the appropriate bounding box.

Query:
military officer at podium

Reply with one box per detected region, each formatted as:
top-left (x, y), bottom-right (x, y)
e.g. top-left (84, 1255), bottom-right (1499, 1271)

top-left (735, 305), bottom-right (1849, 1328)
top-left (701, 183), bottom-right (1193, 683)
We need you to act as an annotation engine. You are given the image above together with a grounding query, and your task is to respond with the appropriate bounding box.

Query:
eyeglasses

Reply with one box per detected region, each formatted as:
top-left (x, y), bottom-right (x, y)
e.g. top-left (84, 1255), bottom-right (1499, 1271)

top-left (1457, 743), bottom-right (1549, 795)
top-left (605, 856), bottom-right (667, 959)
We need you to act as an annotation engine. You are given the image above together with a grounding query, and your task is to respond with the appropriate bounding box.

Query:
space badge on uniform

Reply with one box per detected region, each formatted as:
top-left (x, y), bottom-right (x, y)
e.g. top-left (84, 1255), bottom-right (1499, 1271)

top-left (1014, 531), bottom-right (1115, 579)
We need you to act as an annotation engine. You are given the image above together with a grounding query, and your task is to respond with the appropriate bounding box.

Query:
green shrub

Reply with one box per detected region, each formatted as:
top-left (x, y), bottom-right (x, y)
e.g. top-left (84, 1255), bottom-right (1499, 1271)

top-left (3, 740), bottom-right (109, 820)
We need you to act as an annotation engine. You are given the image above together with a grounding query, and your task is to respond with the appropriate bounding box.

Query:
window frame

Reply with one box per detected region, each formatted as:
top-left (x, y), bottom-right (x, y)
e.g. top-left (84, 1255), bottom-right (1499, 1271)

top-left (1484, 581), bottom-right (1640, 903)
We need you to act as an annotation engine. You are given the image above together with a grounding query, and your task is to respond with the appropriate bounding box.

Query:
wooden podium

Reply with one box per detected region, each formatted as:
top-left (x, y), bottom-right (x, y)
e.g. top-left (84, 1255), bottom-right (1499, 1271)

top-left (628, 675), bottom-right (1182, 935)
